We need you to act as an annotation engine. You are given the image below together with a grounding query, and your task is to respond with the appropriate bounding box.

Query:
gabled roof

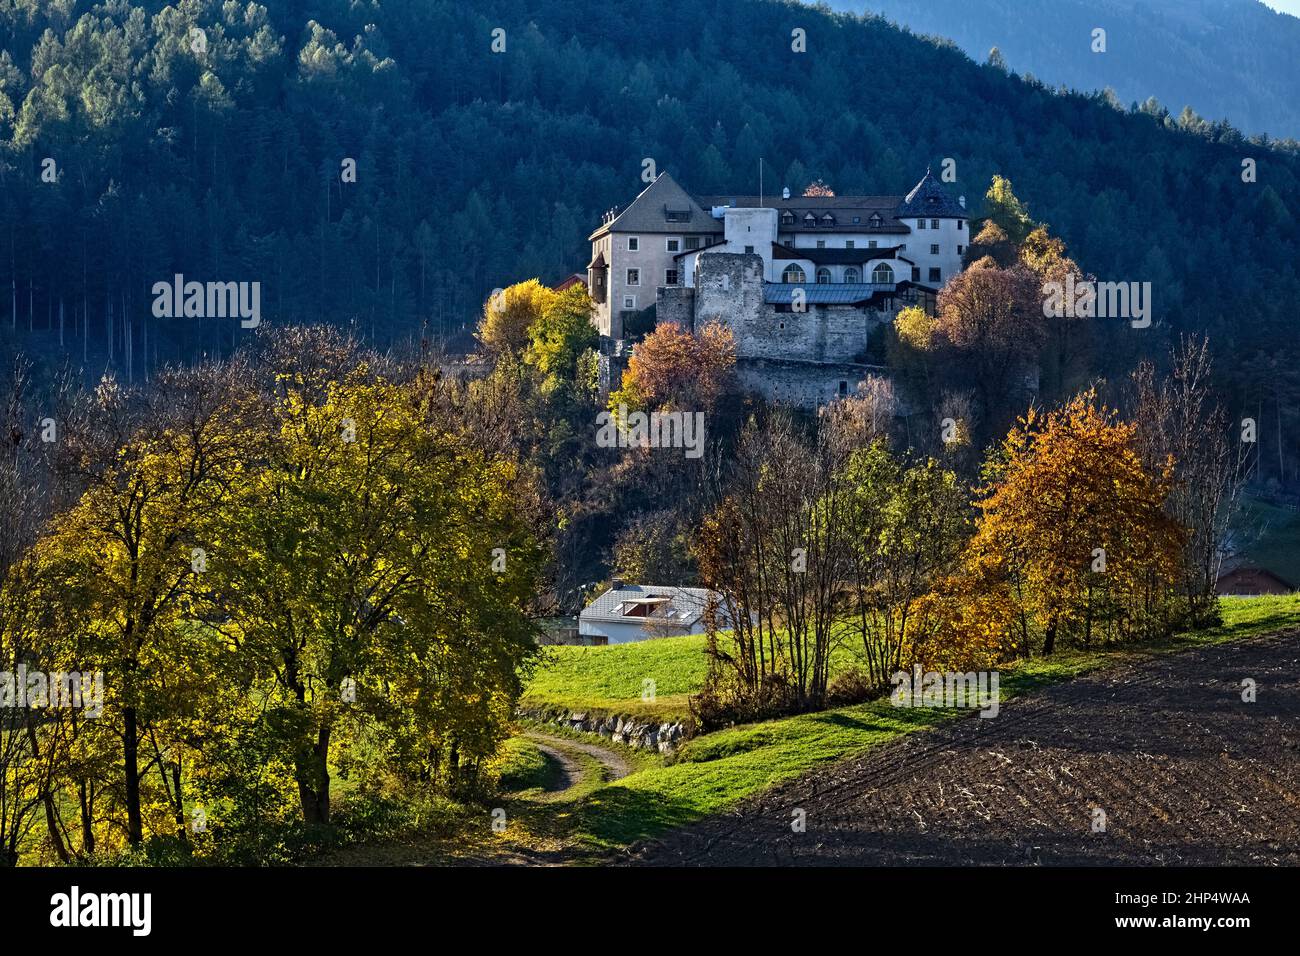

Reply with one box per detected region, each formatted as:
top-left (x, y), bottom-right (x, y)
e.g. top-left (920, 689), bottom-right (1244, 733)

top-left (1218, 556), bottom-right (1295, 588)
top-left (579, 584), bottom-right (719, 628)
top-left (554, 273), bottom-right (587, 291)
top-left (896, 169), bottom-right (967, 219)
top-left (589, 172), bottom-right (717, 241)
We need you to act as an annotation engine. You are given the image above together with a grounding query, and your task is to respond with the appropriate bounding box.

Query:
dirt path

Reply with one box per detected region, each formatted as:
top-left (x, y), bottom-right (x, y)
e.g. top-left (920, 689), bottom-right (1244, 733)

top-left (523, 731), bottom-right (632, 801)
top-left (632, 630), bottom-right (1300, 866)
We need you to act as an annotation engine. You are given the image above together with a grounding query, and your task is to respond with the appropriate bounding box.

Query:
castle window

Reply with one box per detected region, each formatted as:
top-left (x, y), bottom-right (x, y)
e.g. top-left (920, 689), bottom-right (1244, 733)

top-left (958, 220), bottom-right (965, 231)
top-left (817, 240), bottom-right (826, 249)
top-left (745, 245), bottom-right (754, 254)
top-left (931, 219), bottom-right (940, 229)
top-left (626, 269), bottom-right (640, 286)
top-left (665, 269), bottom-right (679, 285)
top-left (844, 267), bottom-right (860, 283)
top-left (930, 244), bottom-right (940, 255)
top-left (957, 245), bottom-right (965, 255)
top-left (666, 238), bottom-right (681, 253)
top-left (627, 236), bottom-right (639, 251)
top-left (782, 265), bottom-right (806, 283)
top-left (846, 240), bottom-right (855, 249)
top-left (911, 266), bottom-right (921, 282)
top-left (623, 295), bottom-right (636, 309)
top-left (816, 267), bottom-right (832, 284)
top-left (929, 267), bottom-right (942, 282)
top-left (872, 263), bottom-right (895, 285)
top-left (685, 236), bottom-right (701, 250)
top-left (839, 381), bottom-right (849, 396)
top-left (917, 219), bottom-right (927, 230)
top-left (869, 240), bottom-right (877, 248)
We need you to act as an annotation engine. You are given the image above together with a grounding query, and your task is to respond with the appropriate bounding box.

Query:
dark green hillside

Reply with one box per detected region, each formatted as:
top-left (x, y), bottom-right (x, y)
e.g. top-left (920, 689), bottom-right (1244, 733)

top-left (1, 0), bottom-right (1298, 479)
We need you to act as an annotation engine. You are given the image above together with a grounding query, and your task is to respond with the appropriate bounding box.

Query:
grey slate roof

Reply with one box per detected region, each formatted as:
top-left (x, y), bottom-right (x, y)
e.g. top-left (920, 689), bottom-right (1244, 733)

top-left (896, 169), bottom-right (967, 219)
top-left (772, 243), bottom-right (904, 265)
top-left (764, 283), bottom-right (896, 304)
top-left (589, 173), bottom-right (719, 241)
top-left (696, 192), bottom-right (910, 234)
top-left (579, 584), bottom-right (719, 628)
top-left (591, 169), bottom-right (963, 243)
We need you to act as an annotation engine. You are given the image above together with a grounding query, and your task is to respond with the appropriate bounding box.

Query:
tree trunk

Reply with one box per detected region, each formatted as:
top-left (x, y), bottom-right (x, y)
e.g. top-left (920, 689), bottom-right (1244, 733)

top-left (79, 779), bottom-right (96, 854)
top-left (124, 705), bottom-right (143, 845)
top-left (296, 724), bottom-right (332, 824)
top-left (1043, 618), bottom-right (1058, 656)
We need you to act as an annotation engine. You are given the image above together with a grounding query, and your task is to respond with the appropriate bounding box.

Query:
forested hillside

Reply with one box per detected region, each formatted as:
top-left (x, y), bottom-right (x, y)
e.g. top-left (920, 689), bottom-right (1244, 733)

top-left (2, 0), bottom-right (1299, 482)
top-left (837, 0), bottom-right (1300, 140)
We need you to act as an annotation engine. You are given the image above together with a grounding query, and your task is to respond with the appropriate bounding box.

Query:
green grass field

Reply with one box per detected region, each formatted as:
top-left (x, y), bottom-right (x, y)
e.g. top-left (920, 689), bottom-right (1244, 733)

top-left (521, 627), bottom-right (867, 722)
top-left (522, 633), bottom-right (709, 720)
top-left (516, 594), bottom-right (1300, 853)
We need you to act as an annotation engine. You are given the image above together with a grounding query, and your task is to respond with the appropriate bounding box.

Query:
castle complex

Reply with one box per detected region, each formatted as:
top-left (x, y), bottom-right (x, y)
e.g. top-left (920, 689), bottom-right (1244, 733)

top-left (587, 169), bottom-right (969, 408)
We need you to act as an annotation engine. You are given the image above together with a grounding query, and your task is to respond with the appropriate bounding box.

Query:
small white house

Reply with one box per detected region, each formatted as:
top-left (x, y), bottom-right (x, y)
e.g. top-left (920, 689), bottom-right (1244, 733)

top-left (578, 583), bottom-right (724, 645)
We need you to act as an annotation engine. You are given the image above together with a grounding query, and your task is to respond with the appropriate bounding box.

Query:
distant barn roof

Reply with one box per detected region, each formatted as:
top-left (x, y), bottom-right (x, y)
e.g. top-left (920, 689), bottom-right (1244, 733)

top-left (579, 584), bottom-right (719, 628)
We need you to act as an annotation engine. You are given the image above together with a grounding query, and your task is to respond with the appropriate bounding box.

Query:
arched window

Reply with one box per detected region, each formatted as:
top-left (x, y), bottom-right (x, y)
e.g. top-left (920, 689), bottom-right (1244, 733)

top-left (816, 267), bottom-right (832, 284)
top-left (844, 267), bottom-right (860, 283)
top-left (871, 263), bottom-right (895, 285)
top-left (782, 264), bottom-right (806, 283)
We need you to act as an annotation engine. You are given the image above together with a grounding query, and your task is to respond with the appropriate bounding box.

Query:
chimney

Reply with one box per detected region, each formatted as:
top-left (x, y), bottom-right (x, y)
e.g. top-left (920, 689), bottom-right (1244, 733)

top-left (958, 195), bottom-right (966, 209)
top-left (782, 186), bottom-right (790, 200)
top-left (611, 577), bottom-right (624, 591)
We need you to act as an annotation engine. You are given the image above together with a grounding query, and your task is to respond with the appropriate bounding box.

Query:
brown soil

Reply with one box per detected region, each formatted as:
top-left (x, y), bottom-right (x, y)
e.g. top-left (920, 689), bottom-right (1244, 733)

top-left (631, 630), bottom-right (1300, 866)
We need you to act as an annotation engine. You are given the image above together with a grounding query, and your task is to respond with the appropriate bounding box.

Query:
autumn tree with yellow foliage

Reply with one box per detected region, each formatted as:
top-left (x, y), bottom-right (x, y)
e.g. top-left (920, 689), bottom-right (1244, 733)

top-left (968, 391), bottom-right (1183, 654)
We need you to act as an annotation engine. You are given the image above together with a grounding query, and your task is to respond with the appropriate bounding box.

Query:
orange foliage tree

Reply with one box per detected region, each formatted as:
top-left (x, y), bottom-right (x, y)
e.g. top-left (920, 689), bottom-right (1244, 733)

top-left (968, 391), bottom-right (1183, 654)
top-left (609, 321), bottom-right (736, 414)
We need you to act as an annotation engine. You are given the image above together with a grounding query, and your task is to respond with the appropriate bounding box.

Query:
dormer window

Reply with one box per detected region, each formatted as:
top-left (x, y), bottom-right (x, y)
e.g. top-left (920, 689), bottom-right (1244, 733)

top-left (803, 213), bottom-right (816, 226)
top-left (665, 208), bottom-right (691, 223)
top-left (869, 213), bottom-right (883, 228)
top-left (821, 213), bottom-right (835, 226)
top-left (781, 211), bottom-right (795, 225)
